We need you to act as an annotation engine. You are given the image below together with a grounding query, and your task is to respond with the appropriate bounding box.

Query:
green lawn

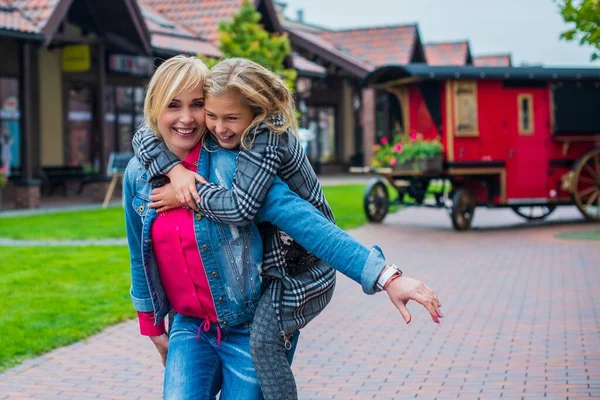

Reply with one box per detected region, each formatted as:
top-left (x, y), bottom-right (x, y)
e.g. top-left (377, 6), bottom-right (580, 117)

top-left (0, 246), bottom-right (133, 372)
top-left (0, 184), bottom-right (384, 239)
top-left (0, 207), bottom-right (126, 240)
top-left (555, 229), bottom-right (600, 241)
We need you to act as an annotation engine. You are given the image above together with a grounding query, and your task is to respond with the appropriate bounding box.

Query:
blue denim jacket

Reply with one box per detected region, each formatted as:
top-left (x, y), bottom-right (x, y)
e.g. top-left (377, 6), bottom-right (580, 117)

top-left (124, 139), bottom-right (387, 328)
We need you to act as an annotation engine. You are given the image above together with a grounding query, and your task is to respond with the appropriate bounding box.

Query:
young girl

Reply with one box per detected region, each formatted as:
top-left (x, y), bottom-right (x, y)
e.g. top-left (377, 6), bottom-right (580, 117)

top-left (132, 58), bottom-right (442, 399)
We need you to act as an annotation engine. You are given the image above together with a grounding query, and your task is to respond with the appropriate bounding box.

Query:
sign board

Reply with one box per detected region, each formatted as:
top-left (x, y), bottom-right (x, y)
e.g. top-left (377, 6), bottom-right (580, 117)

top-left (108, 54), bottom-right (155, 77)
top-left (62, 45), bottom-right (91, 72)
top-left (106, 152), bottom-right (134, 176)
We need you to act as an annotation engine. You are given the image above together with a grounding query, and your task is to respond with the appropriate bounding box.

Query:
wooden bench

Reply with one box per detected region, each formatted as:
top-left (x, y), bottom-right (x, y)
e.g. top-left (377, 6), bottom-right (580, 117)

top-left (41, 166), bottom-right (106, 196)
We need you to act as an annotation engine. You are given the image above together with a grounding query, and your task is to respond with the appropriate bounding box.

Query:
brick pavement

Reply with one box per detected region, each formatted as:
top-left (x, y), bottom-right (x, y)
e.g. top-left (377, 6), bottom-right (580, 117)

top-left (1, 206), bottom-right (599, 399)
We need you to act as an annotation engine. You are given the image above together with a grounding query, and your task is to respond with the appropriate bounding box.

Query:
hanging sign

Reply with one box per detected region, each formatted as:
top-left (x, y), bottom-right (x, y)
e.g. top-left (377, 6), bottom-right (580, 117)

top-left (62, 44), bottom-right (91, 72)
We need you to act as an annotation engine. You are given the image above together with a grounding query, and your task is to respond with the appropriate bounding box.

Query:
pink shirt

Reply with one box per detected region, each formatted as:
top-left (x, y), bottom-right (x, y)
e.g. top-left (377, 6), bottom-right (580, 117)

top-left (137, 143), bottom-right (218, 336)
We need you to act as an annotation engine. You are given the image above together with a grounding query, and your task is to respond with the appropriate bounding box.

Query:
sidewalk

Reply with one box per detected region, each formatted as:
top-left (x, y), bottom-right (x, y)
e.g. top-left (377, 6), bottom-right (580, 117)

top-left (1, 207), bottom-right (599, 399)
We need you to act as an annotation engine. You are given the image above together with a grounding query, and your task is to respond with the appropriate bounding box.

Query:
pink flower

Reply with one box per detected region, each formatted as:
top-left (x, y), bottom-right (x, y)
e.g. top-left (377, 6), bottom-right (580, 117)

top-left (380, 137), bottom-right (388, 145)
top-left (373, 144), bottom-right (380, 151)
top-left (390, 158), bottom-right (397, 166)
top-left (409, 132), bottom-right (417, 141)
top-left (394, 143), bottom-right (403, 153)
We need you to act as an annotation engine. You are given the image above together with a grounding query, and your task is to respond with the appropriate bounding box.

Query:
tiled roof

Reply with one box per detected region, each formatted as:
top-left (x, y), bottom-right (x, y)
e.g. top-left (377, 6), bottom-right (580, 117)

top-left (474, 54), bottom-right (512, 67)
top-left (0, 0), bottom-right (40, 33)
top-left (288, 27), bottom-right (373, 76)
top-left (319, 24), bottom-right (420, 67)
top-left (292, 53), bottom-right (325, 77)
top-left (151, 32), bottom-right (221, 57)
top-left (8, 0), bottom-right (58, 31)
top-left (139, 0), bottom-right (243, 42)
top-left (424, 41), bottom-right (471, 66)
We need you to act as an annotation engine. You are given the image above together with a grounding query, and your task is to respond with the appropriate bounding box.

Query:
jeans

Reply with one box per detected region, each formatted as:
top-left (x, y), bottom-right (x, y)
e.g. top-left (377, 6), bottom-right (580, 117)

top-left (163, 313), bottom-right (299, 400)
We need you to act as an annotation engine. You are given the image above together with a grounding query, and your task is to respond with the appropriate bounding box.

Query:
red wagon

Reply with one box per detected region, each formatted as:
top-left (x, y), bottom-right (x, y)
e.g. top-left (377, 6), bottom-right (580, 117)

top-left (355, 65), bottom-right (600, 230)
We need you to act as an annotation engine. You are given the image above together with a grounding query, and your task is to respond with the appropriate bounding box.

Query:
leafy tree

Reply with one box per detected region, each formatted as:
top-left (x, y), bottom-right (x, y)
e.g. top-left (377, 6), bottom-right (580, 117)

top-left (200, 0), bottom-right (297, 89)
top-left (557, 0), bottom-right (600, 61)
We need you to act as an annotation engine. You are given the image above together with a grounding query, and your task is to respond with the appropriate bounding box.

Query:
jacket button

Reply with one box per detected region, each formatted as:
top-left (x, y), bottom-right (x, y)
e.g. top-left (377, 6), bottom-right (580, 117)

top-left (139, 205), bottom-right (145, 212)
top-left (218, 297), bottom-right (223, 302)
top-left (201, 245), bottom-right (208, 251)
top-left (211, 272), bottom-right (218, 278)
top-left (195, 214), bottom-right (202, 221)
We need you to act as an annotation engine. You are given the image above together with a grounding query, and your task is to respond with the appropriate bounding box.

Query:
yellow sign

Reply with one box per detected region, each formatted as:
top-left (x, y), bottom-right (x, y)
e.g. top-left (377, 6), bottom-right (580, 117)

top-left (62, 45), bottom-right (91, 72)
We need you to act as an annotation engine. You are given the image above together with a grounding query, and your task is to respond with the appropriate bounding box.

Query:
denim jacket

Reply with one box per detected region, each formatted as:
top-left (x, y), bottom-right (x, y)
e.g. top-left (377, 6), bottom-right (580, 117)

top-left (124, 139), bottom-right (387, 328)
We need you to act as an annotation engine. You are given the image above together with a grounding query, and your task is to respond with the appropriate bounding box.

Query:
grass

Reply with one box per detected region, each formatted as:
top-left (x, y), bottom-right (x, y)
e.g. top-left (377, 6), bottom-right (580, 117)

top-left (0, 184), bottom-right (390, 239)
top-left (0, 246), bottom-right (133, 372)
top-left (555, 229), bottom-right (600, 241)
top-left (0, 207), bottom-right (126, 240)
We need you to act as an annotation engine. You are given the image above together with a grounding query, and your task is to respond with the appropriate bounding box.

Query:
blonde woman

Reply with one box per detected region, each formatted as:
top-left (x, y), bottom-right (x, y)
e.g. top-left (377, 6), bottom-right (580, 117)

top-left (131, 57), bottom-right (443, 399)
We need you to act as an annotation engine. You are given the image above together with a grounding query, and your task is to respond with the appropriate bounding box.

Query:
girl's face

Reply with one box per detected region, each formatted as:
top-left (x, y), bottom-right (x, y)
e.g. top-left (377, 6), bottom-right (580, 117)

top-left (205, 90), bottom-right (254, 149)
top-left (157, 86), bottom-right (206, 159)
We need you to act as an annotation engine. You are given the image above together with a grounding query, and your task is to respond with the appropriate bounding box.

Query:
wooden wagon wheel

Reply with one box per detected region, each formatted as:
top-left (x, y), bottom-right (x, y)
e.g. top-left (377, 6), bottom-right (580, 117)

top-left (510, 205), bottom-right (556, 221)
top-left (572, 148), bottom-right (600, 222)
top-left (363, 179), bottom-right (389, 223)
top-left (450, 189), bottom-right (475, 231)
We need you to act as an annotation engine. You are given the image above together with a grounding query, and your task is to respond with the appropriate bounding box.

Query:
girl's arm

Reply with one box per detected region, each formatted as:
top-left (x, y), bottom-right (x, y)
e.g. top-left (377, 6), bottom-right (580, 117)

top-left (132, 125), bottom-right (181, 180)
top-left (196, 128), bottom-right (282, 226)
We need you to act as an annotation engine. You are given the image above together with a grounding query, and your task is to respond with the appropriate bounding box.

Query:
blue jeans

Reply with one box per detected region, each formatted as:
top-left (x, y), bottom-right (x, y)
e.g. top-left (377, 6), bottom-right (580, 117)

top-left (163, 314), bottom-right (299, 400)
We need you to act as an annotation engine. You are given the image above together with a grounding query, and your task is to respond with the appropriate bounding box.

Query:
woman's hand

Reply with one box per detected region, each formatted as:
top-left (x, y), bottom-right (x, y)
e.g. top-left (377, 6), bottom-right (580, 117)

top-left (148, 184), bottom-right (181, 213)
top-left (385, 275), bottom-right (442, 325)
top-left (166, 164), bottom-right (207, 210)
top-left (149, 334), bottom-right (169, 367)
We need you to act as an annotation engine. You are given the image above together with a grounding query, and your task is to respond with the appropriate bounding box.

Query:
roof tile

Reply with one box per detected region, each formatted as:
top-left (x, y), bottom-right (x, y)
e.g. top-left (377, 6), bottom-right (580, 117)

top-left (474, 54), bottom-right (512, 67)
top-left (424, 41), bottom-right (470, 66)
top-left (0, 0), bottom-right (41, 33)
top-left (319, 25), bottom-right (418, 67)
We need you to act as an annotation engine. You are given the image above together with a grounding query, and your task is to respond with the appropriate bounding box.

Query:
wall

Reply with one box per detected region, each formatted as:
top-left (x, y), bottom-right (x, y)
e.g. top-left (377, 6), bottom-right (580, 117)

top-left (38, 48), bottom-right (64, 165)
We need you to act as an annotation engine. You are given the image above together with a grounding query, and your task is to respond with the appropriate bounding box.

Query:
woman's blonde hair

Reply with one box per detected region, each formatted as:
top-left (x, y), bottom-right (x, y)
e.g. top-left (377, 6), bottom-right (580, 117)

top-left (143, 55), bottom-right (209, 138)
top-left (204, 57), bottom-right (298, 148)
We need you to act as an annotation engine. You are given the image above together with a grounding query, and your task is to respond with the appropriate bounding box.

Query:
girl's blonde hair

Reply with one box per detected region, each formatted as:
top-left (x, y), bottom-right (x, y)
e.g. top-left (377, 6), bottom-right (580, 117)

top-left (204, 57), bottom-right (298, 148)
top-left (143, 55), bottom-right (209, 138)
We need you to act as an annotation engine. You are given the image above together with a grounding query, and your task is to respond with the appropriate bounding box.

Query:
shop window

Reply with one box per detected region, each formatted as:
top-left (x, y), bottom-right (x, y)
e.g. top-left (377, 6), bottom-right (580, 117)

top-left (518, 94), bottom-right (534, 135)
top-left (0, 78), bottom-right (20, 176)
top-left (454, 81), bottom-right (479, 136)
top-left (306, 106), bottom-right (337, 164)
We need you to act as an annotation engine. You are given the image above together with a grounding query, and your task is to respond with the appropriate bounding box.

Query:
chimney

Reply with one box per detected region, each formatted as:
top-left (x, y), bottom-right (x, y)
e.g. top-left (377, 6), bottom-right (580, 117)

top-left (297, 9), bottom-right (304, 22)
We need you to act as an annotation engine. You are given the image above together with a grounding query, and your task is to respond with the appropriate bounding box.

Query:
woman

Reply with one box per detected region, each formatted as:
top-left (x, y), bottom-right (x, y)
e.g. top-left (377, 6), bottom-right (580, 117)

top-left (124, 56), bottom-right (442, 399)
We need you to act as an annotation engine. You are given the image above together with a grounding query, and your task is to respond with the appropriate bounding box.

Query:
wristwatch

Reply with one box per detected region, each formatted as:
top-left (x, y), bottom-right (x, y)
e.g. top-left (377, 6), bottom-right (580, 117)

top-left (376, 264), bottom-right (403, 291)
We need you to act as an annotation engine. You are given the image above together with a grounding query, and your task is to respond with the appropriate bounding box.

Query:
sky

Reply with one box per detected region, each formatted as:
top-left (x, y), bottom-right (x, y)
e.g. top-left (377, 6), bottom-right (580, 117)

top-left (282, 0), bottom-right (598, 68)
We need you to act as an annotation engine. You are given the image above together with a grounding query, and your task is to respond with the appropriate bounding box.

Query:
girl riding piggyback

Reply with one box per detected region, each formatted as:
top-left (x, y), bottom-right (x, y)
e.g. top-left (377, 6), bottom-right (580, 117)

top-left (133, 57), bottom-right (337, 399)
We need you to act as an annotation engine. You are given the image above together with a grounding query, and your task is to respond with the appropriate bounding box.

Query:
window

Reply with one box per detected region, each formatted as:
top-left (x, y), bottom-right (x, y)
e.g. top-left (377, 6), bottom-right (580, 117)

top-left (454, 81), bottom-right (479, 136)
top-left (518, 94), bottom-right (534, 135)
top-left (0, 77), bottom-right (20, 175)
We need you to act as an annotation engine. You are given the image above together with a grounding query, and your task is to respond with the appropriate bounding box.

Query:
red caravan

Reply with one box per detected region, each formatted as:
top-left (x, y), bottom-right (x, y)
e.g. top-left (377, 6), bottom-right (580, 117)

top-left (361, 64), bottom-right (600, 230)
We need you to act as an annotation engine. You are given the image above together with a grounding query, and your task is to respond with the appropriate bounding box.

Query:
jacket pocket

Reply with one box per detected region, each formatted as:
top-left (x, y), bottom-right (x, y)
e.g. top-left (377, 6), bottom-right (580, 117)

top-left (132, 195), bottom-right (150, 220)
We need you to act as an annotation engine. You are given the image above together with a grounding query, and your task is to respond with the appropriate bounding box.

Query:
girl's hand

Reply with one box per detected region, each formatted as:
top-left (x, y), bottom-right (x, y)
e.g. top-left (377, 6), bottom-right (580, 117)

top-left (149, 334), bottom-right (169, 367)
top-left (384, 275), bottom-right (442, 325)
top-left (149, 184), bottom-right (181, 213)
top-left (166, 164), bottom-right (207, 210)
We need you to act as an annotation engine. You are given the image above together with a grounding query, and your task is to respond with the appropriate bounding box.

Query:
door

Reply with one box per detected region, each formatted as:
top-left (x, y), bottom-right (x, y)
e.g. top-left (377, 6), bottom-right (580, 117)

top-left (504, 87), bottom-right (550, 201)
top-left (65, 82), bottom-right (95, 170)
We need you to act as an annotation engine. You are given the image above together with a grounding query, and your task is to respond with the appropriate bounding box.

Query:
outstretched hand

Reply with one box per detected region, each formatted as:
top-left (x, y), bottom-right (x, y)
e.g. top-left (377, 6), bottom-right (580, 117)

top-left (166, 164), bottom-right (207, 210)
top-left (385, 275), bottom-right (442, 324)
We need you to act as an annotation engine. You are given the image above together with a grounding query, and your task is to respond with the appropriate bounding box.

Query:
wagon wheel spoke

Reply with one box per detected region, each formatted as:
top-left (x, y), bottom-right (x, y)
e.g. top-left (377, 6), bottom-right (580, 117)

top-left (578, 185), bottom-right (597, 199)
top-left (594, 154), bottom-right (600, 178)
top-left (583, 164), bottom-right (599, 181)
top-left (579, 176), bottom-right (596, 185)
top-left (585, 191), bottom-right (599, 208)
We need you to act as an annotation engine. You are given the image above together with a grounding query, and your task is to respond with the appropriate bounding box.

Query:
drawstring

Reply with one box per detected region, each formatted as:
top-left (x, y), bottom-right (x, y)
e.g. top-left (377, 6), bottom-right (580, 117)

top-left (195, 319), bottom-right (222, 346)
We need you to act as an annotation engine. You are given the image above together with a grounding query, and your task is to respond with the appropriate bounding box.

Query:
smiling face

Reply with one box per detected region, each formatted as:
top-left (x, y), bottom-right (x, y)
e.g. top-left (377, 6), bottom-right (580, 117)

top-left (157, 86), bottom-right (206, 159)
top-left (205, 89), bottom-right (255, 149)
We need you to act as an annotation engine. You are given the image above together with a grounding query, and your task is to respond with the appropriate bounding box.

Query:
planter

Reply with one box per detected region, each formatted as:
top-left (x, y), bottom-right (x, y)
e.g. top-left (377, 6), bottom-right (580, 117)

top-left (393, 156), bottom-right (443, 172)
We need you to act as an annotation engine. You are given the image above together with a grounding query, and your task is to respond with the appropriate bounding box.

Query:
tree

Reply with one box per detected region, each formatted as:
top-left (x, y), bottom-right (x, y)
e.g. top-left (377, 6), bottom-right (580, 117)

top-left (557, 0), bottom-right (600, 61)
top-left (201, 0), bottom-right (297, 89)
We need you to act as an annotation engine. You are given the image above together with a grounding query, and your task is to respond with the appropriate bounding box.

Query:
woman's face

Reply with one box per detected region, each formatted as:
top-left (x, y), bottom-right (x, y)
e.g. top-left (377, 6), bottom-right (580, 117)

top-left (205, 90), bottom-right (254, 150)
top-left (157, 86), bottom-right (206, 159)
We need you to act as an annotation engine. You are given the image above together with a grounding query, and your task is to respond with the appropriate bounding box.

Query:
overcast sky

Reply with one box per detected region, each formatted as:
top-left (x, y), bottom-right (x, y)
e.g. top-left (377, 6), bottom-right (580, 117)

top-left (283, 0), bottom-right (598, 67)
